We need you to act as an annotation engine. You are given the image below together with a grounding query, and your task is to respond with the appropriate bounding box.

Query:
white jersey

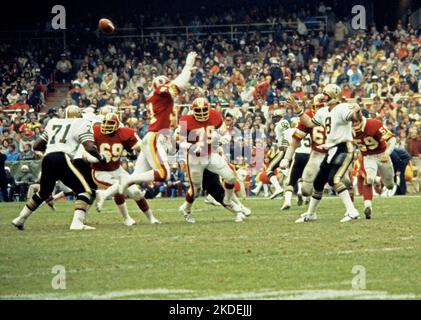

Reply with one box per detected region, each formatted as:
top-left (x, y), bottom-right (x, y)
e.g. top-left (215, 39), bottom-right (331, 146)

top-left (40, 118), bottom-right (94, 158)
top-left (312, 103), bottom-right (355, 149)
top-left (74, 113), bottom-right (103, 159)
top-left (275, 120), bottom-right (290, 148)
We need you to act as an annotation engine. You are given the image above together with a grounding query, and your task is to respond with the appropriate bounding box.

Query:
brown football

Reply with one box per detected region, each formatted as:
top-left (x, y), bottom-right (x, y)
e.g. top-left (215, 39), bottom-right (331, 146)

top-left (98, 18), bottom-right (115, 34)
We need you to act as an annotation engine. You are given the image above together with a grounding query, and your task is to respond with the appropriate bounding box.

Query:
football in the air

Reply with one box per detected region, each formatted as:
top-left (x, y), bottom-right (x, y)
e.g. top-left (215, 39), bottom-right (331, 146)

top-left (98, 18), bottom-right (115, 34)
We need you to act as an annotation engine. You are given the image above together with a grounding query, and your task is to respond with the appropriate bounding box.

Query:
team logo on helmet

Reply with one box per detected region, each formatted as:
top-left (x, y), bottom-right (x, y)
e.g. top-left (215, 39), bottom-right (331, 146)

top-left (101, 113), bottom-right (120, 135)
top-left (152, 75), bottom-right (170, 90)
top-left (192, 97), bottom-right (210, 122)
top-left (323, 84), bottom-right (341, 105)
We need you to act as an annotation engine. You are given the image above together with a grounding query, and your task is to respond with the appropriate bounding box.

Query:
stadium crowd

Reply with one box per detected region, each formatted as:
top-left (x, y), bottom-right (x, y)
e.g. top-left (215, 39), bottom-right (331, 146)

top-left (1, 1), bottom-right (420, 201)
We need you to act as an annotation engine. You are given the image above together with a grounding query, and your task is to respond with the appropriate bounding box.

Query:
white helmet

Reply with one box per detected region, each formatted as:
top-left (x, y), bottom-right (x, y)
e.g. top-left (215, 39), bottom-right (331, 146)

top-left (278, 119), bottom-right (290, 130)
top-left (65, 105), bottom-right (81, 118)
top-left (322, 84), bottom-right (341, 105)
top-left (99, 105), bottom-right (117, 116)
top-left (152, 75), bottom-right (170, 90)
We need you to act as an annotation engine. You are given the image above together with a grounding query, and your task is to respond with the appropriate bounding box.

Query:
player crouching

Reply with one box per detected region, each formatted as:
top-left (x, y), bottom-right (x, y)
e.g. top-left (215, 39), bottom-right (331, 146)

top-left (352, 113), bottom-right (396, 219)
top-left (84, 113), bottom-right (159, 225)
top-left (177, 97), bottom-right (247, 223)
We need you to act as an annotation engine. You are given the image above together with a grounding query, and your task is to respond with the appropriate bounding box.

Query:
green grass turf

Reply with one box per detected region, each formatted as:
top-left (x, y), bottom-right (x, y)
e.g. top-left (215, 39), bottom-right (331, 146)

top-left (0, 196), bottom-right (420, 299)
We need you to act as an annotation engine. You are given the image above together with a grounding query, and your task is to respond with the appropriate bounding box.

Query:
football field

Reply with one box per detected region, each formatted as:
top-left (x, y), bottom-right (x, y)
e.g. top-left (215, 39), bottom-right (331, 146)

top-left (1, 196), bottom-right (420, 300)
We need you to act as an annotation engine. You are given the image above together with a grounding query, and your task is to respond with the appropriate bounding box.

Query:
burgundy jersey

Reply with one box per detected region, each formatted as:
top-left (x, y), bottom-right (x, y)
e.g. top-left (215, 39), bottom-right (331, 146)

top-left (293, 109), bottom-right (327, 153)
top-left (146, 83), bottom-right (180, 132)
top-left (353, 118), bottom-right (394, 156)
top-left (179, 109), bottom-right (223, 154)
top-left (92, 125), bottom-right (139, 171)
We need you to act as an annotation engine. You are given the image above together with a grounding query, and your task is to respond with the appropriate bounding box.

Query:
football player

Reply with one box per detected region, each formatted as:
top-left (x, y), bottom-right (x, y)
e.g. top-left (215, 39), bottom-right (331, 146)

top-left (279, 117), bottom-right (311, 210)
top-left (113, 52), bottom-right (198, 196)
top-left (280, 94), bottom-right (327, 208)
top-left (85, 113), bottom-right (160, 225)
top-left (352, 113), bottom-right (396, 219)
top-left (266, 109), bottom-right (290, 199)
top-left (289, 84), bottom-right (362, 223)
top-left (12, 105), bottom-right (104, 230)
top-left (177, 97), bottom-right (246, 223)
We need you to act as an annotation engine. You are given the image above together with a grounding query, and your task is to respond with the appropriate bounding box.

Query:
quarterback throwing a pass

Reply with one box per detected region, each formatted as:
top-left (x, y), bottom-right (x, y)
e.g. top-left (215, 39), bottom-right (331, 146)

top-left (289, 84), bottom-right (361, 223)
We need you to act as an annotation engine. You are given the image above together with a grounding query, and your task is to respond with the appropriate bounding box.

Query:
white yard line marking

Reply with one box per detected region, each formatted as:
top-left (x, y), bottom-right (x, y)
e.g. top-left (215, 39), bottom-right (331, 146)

top-left (0, 288), bottom-right (194, 300)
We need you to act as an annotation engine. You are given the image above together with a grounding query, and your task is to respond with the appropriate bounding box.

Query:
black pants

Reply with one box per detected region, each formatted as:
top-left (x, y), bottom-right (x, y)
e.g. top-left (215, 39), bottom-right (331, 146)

top-left (313, 142), bottom-right (354, 195)
top-left (38, 152), bottom-right (96, 200)
top-left (286, 153), bottom-right (310, 191)
top-left (202, 169), bottom-right (225, 204)
top-left (266, 149), bottom-right (285, 178)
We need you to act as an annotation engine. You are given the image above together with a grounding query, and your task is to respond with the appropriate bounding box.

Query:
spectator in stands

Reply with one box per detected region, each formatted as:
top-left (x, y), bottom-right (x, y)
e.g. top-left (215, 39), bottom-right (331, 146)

top-left (5, 145), bottom-right (19, 161)
top-left (55, 54), bottom-right (73, 83)
top-left (0, 150), bottom-right (8, 201)
top-left (13, 164), bottom-right (36, 201)
top-left (19, 144), bottom-right (36, 161)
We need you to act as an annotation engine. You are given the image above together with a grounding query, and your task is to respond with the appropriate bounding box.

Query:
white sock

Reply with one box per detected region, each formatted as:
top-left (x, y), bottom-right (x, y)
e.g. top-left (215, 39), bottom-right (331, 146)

top-left (142, 209), bottom-right (155, 220)
top-left (18, 206), bottom-right (33, 220)
top-left (307, 197), bottom-right (320, 214)
top-left (183, 201), bottom-right (192, 210)
top-left (364, 200), bottom-right (372, 209)
top-left (117, 203), bottom-right (130, 220)
top-left (284, 190), bottom-right (292, 204)
top-left (297, 182), bottom-right (303, 195)
top-left (339, 190), bottom-right (356, 212)
top-left (263, 184), bottom-right (269, 197)
top-left (71, 210), bottom-right (86, 225)
top-left (269, 175), bottom-right (282, 191)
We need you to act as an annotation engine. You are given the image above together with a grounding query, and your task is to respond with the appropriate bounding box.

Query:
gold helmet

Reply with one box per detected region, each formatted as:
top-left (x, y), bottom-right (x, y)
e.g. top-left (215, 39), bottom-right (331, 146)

top-left (152, 75), bottom-right (170, 90)
top-left (322, 84), bottom-right (341, 105)
top-left (65, 105), bottom-right (81, 118)
top-left (352, 113), bottom-right (366, 133)
top-left (101, 113), bottom-right (120, 135)
top-left (99, 105), bottom-right (117, 116)
top-left (192, 97), bottom-right (210, 122)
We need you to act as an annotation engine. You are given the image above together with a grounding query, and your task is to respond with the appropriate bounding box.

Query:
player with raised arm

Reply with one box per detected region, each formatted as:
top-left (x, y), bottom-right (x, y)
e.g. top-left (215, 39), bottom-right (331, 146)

top-left (352, 113), bottom-right (396, 219)
top-left (12, 105), bottom-right (105, 230)
top-left (280, 94), bottom-right (327, 209)
top-left (103, 52), bottom-right (198, 197)
top-left (266, 109), bottom-right (290, 199)
top-left (84, 113), bottom-right (160, 225)
top-left (177, 97), bottom-right (246, 223)
top-left (288, 84), bottom-right (361, 223)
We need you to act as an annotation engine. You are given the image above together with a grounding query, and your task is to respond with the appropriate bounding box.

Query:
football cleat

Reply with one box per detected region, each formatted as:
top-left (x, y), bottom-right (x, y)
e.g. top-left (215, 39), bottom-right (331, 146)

top-left (340, 211), bottom-right (360, 223)
top-left (295, 213), bottom-right (317, 223)
top-left (235, 212), bottom-right (246, 222)
top-left (149, 217), bottom-right (161, 225)
top-left (204, 194), bottom-right (221, 206)
top-left (11, 217), bottom-right (25, 230)
top-left (69, 224), bottom-right (96, 230)
top-left (222, 200), bottom-right (243, 214)
top-left (270, 188), bottom-right (283, 200)
top-left (364, 207), bottom-right (372, 220)
top-left (240, 205), bottom-right (251, 217)
top-left (281, 202), bottom-right (291, 211)
top-left (123, 216), bottom-right (137, 226)
top-left (179, 203), bottom-right (195, 223)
